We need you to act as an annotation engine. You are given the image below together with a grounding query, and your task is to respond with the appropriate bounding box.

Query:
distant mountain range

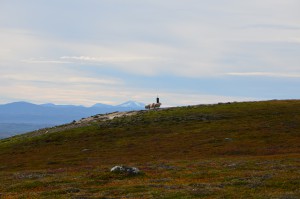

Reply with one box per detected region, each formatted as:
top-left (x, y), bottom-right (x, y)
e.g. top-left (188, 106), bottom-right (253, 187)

top-left (0, 101), bottom-right (145, 138)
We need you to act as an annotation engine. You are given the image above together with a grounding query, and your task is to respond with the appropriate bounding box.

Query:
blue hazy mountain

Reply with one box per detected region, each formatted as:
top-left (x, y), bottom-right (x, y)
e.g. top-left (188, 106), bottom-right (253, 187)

top-left (0, 101), bottom-right (145, 138)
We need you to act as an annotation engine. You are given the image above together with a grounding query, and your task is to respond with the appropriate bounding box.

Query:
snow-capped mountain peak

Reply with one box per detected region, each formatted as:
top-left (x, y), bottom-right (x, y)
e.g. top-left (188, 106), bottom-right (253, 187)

top-left (117, 101), bottom-right (145, 108)
top-left (92, 103), bottom-right (114, 108)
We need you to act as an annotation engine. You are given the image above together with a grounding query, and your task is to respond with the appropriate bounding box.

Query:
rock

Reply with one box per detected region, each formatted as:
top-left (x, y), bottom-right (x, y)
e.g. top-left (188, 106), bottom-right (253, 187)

top-left (225, 138), bottom-right (233, 141)
top-left (110, 165), bottom-right (140, 175)
top-left (81, 149), bottom-right (90, 152)
top-left (227, 163), bottom-right (237, 168)
top-left (14, 172), bottom-right (47, 179)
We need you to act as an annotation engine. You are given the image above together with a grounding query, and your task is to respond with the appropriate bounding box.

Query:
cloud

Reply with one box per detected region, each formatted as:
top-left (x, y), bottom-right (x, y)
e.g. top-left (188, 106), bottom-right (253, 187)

top-left (22, 58), bottom-right (71, 64)
top-left (226, 72), bottom-right (300, 78)
top-left (0, 81), bottom-right (257, 106)
top-left (60, 56), bottom-right (159, 63)
top-left (0, 74), bottom-right (122, 85)
top-left (0, 1), bottom-right (299, 105)
top-left (241, 24), bottom-right (300, 30)
top-left (0, 48), bottom-right (12, 53)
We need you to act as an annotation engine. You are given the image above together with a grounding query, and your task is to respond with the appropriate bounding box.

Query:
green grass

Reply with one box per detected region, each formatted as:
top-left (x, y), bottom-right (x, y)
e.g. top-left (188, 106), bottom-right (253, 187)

top-left (0, 100), bottom-right (299, 198)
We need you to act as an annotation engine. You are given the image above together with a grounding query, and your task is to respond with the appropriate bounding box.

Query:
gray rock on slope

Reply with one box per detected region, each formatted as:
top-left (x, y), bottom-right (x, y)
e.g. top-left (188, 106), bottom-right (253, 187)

top-left (110, 166), bottom-right (140, 175)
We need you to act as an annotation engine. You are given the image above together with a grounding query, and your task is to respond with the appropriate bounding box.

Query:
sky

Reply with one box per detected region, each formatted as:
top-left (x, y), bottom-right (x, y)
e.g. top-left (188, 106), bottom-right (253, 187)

top-left (0, 0), bottom-right (299, 107)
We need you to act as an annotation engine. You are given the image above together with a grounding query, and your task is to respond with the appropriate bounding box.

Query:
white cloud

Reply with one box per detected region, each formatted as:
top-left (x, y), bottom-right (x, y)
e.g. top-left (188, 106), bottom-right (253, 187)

top-left (1, 22), bottom-right (299, 77)
top-left (0, 74), bottom-right (122, 85)
top-left (60, 56), bottom-right (159, 63)
top-left (0, 81), bottom-right (257, 106)
top-left (22, 58), bottom-right (71, 64)
top-left (0, 1), bottom-right (299, 104)
top-left (226, 72), bottom-right (300, 78)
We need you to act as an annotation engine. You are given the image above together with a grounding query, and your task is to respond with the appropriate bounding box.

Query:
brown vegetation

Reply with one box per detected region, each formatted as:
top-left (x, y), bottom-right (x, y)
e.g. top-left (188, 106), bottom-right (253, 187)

top-left (0, 100), bottom-right (299, 198)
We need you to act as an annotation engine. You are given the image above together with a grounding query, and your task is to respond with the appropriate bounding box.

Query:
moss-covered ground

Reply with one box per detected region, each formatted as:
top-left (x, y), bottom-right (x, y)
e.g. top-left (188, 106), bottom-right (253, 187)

top-left (0, 100), bottom-right (299, 198)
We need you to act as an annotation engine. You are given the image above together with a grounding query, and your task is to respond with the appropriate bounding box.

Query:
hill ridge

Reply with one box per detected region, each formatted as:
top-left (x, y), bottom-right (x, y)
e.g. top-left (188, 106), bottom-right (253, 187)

top-left (0, 100), bottom-right (145, 138)
top-left (0, 100), bottom-right (299, 198)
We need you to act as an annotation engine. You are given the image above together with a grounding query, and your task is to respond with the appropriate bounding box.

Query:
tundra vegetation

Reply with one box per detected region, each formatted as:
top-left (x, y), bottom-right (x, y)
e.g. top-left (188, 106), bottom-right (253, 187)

top-left (0, 100), bottom-right (299, 198)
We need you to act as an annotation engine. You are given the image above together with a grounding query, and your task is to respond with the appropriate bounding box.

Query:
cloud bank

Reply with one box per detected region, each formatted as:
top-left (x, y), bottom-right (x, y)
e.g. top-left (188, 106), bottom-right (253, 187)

top-left (0, 0), bottom-right (299, 105)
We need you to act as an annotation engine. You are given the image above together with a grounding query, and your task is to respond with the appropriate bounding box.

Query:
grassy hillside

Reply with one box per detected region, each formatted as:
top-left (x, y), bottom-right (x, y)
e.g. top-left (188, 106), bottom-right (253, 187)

top-left (0, 100), bottom-right (299, 198)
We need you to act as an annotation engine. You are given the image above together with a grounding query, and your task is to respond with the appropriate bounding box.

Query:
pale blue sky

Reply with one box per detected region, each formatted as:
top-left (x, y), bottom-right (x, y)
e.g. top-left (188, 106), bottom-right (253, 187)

top-left (0, 0), bottom-right (299, 106)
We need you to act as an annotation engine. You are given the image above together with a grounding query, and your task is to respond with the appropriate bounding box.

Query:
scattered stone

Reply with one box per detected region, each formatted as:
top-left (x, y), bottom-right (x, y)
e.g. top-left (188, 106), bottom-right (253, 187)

top-left (189, 183), bottom-right (213, 189)
top-left (14, 172), bottom-right (47, 179)
top-left (278, 194), bottom-right (299, 199)
top-left (81, 149), bottom-right (90, 152)
top-left (227, 163), bottom-right (237, 167)
top-left (157, 164), bottom-right (177, 170)
top-left (110, 165), bottom-right (140, 175)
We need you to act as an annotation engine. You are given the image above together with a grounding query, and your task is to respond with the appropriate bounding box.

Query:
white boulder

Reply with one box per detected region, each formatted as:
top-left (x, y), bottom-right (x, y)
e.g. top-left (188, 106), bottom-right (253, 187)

top-left (110, 165), bottom-right (140, 175)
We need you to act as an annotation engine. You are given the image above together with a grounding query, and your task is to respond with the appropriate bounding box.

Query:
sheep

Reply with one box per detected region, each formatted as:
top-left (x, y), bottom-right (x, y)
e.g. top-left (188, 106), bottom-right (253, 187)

top-left (152, 102), bottom-right (161, 109)
top-left (145, 103), bottom-right (161, 110)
